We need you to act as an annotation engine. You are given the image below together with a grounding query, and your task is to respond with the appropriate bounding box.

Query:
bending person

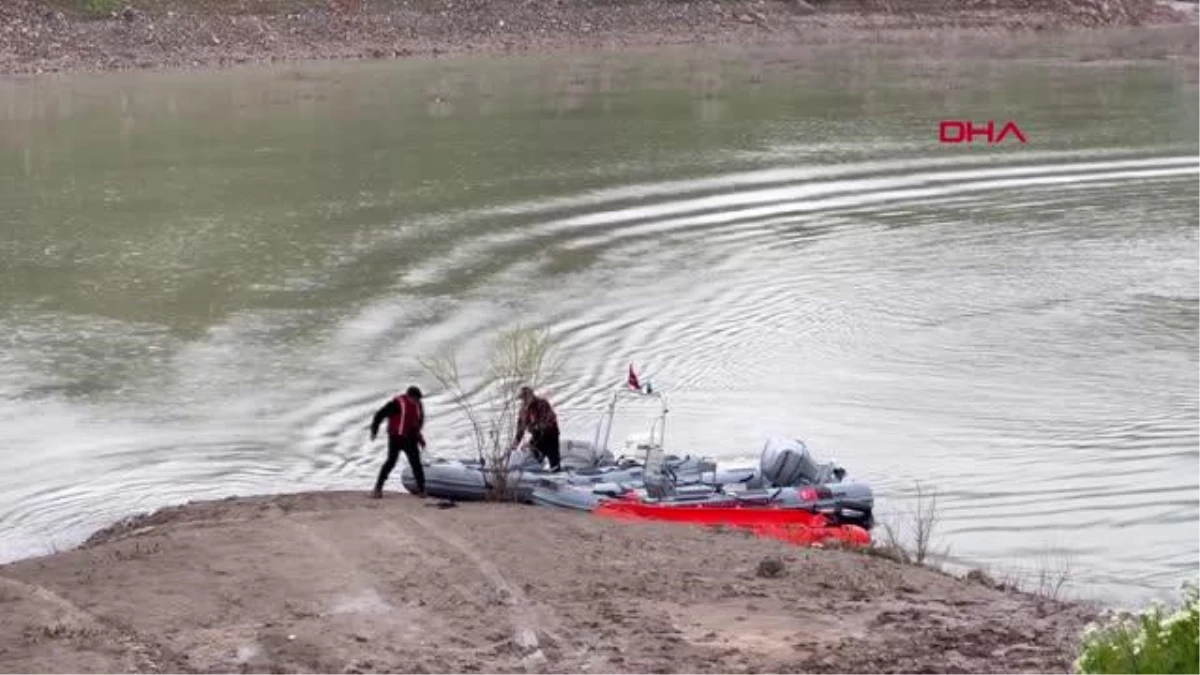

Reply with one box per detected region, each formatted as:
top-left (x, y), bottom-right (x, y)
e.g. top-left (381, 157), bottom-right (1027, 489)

top-left (511, 386), bottom-right (561, 472)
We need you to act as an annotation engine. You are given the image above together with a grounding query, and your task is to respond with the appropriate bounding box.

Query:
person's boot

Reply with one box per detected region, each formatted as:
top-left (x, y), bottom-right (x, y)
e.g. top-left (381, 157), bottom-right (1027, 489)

top-left (371, 487), bottom-right (383, 499)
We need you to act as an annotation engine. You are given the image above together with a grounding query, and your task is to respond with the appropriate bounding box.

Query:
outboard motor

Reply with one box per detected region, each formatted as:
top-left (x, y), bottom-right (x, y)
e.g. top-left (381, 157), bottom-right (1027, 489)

top-left (760, 437), bottom-right (823, 487)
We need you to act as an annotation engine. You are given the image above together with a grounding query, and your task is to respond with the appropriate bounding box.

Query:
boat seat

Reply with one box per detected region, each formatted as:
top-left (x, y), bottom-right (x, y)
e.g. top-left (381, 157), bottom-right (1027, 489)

top-left (644, 478), bottom-right (675, 499)
top-left (641, 439), bottom-right (677, 499)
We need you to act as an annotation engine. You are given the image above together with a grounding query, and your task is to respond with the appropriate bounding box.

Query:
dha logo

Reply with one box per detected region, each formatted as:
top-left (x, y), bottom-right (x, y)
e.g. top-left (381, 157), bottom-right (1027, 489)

top-left (939, 120), bottom-right (1028, 145)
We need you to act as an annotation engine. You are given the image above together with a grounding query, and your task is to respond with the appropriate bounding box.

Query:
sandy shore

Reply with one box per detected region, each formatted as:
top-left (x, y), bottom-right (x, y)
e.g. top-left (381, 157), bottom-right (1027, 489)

top-left (0, 0), bottom-right (1195, 77)
top-left (0, 491), bottom-right (1098, 673)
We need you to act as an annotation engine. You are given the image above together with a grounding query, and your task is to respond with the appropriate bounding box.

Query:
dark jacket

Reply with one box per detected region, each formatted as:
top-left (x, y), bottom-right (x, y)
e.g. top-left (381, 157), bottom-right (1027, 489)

top-left (513, 395), bottom-right (558, 445)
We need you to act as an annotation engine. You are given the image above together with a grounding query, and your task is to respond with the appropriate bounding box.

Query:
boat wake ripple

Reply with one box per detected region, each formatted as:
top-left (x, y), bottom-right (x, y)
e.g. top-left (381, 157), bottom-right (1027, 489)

top-left (1, 148), bottom-right (1194, 605)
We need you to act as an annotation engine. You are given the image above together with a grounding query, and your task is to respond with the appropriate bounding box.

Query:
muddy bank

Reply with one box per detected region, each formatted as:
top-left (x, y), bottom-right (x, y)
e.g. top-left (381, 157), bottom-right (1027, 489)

top-left (0, 491), bottom-right (1097, 673)
top-left (0, 0), bottom-right (1195, 76)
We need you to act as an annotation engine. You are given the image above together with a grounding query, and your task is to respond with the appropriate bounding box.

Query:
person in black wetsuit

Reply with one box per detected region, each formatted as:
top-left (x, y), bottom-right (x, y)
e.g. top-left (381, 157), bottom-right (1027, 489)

top-left (369, 385), bottom-right (426, 498)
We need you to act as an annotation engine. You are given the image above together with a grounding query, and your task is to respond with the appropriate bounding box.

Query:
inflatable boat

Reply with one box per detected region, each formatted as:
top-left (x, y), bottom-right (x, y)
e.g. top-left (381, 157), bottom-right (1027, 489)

top-left (530, 436), bottom-right (875, 530)
top-left (400, 379), bottom-right (874, 530)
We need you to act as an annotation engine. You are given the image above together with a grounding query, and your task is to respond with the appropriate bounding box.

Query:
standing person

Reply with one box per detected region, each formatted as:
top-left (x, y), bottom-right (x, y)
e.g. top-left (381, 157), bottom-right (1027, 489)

top-left (369, 385), bottom-right (426, 498)
top-left (511, 386), bottom-right (561, 472)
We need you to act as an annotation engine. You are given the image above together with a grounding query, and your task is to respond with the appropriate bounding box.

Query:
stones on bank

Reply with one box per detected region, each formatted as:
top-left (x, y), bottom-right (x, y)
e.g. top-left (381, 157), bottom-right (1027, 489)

top-left (0, 0), bottom-right (1194, 75)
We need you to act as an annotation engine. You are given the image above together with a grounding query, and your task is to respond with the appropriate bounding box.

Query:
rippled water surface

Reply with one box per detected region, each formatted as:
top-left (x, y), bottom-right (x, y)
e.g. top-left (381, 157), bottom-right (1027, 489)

top-left (1, 48), bottom-right (1196, 606)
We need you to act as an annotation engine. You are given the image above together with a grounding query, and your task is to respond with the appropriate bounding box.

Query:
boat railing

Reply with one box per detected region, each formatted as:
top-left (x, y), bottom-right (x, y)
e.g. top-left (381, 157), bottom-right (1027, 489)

top-left (590, 386), bottom-right (669, 457)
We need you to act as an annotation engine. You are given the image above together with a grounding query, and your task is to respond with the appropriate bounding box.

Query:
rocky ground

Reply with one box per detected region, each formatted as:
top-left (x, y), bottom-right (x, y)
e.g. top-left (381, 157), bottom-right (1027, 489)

top-left (0, 491), bottom-right (1098, 673)
top-left (0, 0), bottom-right (1195, 76)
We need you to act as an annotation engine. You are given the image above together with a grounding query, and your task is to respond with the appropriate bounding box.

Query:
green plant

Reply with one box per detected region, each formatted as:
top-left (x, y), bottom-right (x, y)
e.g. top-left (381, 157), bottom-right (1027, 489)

top-left (79, 0), bottom-right (123, 17)
top-left (419, 325), bottom-right (565, 500)
top-left (1075, 580), bottom-right (1199, 674)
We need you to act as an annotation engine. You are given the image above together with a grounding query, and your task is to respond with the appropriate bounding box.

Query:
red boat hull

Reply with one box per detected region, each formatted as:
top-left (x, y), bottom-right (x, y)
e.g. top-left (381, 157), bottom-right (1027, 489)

top-left (594, 500), bottom-right (871, 548)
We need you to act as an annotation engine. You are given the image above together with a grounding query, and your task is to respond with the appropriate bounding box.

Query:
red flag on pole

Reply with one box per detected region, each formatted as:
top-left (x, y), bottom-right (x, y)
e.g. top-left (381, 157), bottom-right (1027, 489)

top-left (627, 363), bottom-right (641, 391)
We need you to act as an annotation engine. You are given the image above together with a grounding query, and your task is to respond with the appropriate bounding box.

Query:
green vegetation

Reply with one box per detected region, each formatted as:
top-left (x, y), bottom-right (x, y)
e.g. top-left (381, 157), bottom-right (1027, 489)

top-left (78, 0), bottom-right (122, 17)
top-left (1075, 580), bottom-right (1200, 674)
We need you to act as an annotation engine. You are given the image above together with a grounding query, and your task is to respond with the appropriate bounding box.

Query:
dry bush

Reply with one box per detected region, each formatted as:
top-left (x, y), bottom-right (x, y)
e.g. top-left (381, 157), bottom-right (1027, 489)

top-left (866, 519), bottom-right (913, 564)
top-left (910, 480), bottom-right (945, 565)
top-left (867, 480), bottom-right (946, 566)
top-left (1032, 547), bottom-right (1075, 600)
top-left (962, 547), bottom-right (1074, 599)
top-left (419, 324), bottom-right (565, 500)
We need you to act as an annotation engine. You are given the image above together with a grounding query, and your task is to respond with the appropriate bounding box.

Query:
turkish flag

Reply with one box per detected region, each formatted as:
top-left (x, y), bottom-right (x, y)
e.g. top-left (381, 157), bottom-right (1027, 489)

top-left (627, 364), bottom-right (641, 391)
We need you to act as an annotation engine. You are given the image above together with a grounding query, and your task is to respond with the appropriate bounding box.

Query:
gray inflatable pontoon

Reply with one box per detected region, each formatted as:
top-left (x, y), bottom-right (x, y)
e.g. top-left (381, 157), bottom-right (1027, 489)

top-left (398, 440), bottom-right (728, 503)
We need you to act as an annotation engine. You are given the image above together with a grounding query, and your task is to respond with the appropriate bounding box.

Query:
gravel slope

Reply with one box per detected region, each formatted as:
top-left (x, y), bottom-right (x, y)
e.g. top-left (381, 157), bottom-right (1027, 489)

top-left (0, 491), bottom-right (1098, 673)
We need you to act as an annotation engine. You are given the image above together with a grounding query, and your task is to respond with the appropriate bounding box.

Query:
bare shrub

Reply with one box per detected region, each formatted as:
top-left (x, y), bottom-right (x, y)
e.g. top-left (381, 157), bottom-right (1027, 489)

top-left (961, 549), bottom-right (1073, 599)
top-left (856, 481), bottom-right (947, 567)
top-left (910, 480), bottom-right (943, 565)
top-left (867, 518), bottom-right (913, 564)
top-left (110, 539), bottom-right (164, 562)
top-left (869, 486), bottom-right (1076, 601)
top-left (1032, 547), bottom-right (1074, 601)
top-left (419, 325), bottom-right (565, 501)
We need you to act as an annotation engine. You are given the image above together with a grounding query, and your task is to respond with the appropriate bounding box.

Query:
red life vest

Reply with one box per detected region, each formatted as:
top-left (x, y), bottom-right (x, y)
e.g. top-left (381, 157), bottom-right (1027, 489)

top-left (386, 394), bottom-right (423, 438)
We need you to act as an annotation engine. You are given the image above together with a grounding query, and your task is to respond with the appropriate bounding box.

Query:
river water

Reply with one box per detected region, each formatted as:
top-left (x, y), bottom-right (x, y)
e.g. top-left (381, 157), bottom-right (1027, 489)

top-left (0, 47), bottom-right (1196, 607)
